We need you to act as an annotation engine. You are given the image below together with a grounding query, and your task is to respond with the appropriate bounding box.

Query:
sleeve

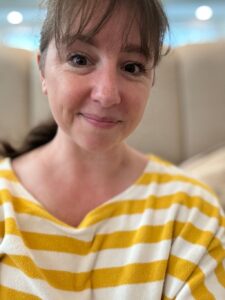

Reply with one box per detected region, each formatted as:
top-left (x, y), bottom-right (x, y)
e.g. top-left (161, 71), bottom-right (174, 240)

top-left (163, 190), bottom-right (225, 300)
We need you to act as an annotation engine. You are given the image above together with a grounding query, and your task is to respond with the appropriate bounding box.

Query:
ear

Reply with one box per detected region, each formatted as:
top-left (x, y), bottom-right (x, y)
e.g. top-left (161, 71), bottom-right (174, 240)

top-left (37, 53), bottom-right (48, 96)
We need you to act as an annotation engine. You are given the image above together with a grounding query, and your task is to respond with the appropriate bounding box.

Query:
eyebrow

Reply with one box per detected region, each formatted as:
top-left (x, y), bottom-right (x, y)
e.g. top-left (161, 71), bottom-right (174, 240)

top-left (73, 34), bottom-right (96, 46)
top-left (68, 34), bottom-right (148, 59)
top-left (121, 44), bottom-right (148, 59)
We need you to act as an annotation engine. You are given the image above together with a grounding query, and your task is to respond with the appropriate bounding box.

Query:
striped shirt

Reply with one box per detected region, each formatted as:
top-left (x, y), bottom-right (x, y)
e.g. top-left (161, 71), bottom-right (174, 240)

top-left (0, 155), bottom-right (225, 299)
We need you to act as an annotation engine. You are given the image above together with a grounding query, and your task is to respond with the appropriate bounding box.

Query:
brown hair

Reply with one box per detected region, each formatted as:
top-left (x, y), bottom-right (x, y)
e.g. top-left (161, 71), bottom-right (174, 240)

top-left (0, 0), bottom-right (169, 159)
top-left (39, 0), bottom-right (169, 68)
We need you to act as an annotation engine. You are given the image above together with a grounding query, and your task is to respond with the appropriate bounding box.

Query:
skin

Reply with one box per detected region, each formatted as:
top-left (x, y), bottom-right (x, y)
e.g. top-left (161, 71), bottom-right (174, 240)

top-left (40, 14), bottom-right (154, 154)
top-left (12, 5), bottom-right (155, 226)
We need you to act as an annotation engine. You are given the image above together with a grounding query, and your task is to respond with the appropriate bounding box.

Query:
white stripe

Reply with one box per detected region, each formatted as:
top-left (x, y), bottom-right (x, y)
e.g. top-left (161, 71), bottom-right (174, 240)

top-left (0, 263), bottom-right (165, 300)
top-left (163, 275), bottom-right (188, 299)
top-left (171, 237), bottom-right (207, 265)
top-left (0, 202), bottom-right (95, 241)
top-left (94, 281), bottom-right (164, 300)
top-left (0, 201), bottom-right (15, 220)
top-left (3, 232), bottom-right (222, 278)
top-left (0, 200), bottom-right (219, 250)
top-left (199, 250), bottom-right (225, 298)
top-left (93, 204), bottom-right (219, 239)
top-left (0, 263), bottom-right (61, 300)
top-left (0, 158), bottom-right (11, 170)
top-left (0, 263), bottom-right (100, 300)
top-left (109, 181), bottom-right (219, 209)
top-left (176, 283), bottom-right (195, 300)
top-left (170, 237), bottom-right (225, 297)
top-left (204, 269), bottom-right (225, 299)
top-left (0, 179), bottom-right (38, 205)
top-left (215, 226), bottom-right (225, 244)
top-left (12, 203), bottom-right (219, 242)
top-left (146, 159), bottom-right (183, 175)
top-left (148, 157), bottom-right (211, 181)
top-left (172, 238), bottom-right (225, 298)
top-left (2, 234), bottom-right (171, 272)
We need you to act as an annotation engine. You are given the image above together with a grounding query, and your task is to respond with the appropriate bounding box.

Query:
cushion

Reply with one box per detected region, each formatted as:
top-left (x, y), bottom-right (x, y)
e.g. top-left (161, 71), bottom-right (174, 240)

top-left (180, 144), bottom-right (225, 209)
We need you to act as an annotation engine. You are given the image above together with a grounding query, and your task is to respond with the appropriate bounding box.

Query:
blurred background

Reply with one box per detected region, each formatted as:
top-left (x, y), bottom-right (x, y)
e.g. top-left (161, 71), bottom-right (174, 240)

top-left (0, 0), bottom-right (225, 51)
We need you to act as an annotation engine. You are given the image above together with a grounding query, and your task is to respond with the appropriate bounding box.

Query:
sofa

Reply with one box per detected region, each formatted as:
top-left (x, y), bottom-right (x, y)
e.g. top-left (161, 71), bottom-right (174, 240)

top-left (0, 41), bottom-right (225, 205)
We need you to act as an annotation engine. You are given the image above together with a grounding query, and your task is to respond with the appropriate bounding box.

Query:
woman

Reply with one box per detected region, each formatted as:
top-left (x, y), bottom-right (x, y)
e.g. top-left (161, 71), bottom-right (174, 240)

top-left (0, 0), bottom-right (225, 299)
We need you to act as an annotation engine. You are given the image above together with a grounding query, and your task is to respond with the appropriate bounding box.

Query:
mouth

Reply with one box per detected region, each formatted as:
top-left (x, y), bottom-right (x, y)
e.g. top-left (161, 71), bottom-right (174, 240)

top-left (78, 113), bottom-right (122, 128)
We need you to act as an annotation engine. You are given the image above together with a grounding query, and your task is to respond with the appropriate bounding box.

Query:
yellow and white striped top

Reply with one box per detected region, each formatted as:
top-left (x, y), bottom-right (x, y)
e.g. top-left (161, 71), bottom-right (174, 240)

top-left (0, 156), bottom-right (225, 299)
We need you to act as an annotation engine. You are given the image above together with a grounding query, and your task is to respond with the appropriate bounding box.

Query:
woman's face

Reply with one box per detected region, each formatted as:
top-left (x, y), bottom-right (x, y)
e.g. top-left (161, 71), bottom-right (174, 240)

top-left (40, 5), bottom-right (155, 153)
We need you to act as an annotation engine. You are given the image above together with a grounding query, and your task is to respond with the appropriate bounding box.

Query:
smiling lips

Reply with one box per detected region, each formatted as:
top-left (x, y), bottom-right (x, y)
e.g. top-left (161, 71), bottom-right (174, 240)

top-left (79, 113), bottom-right (122, 129)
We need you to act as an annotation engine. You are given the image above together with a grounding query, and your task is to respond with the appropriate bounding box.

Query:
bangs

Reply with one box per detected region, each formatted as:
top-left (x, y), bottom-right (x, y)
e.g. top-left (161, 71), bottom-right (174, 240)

top-left (41, 0), bottom-right (169, 67)
top-left (54, 0), bottom-right (118, 52)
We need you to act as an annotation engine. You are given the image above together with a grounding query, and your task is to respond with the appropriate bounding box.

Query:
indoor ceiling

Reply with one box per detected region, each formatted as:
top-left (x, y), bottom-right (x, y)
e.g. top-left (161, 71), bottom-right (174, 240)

top-left (1, 0), bottom-right (225, 25)
top-left (0, 0), bottom-right (225, 49)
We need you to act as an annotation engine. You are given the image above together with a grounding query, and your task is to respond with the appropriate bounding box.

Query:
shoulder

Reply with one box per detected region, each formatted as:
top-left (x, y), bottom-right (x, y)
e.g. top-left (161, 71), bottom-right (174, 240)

top-left (146, 154), bottom-right (225, 241)
top-left (146, 154), bottom-right (219, 196)
top-left (142, 155), bottom-right (224, 222)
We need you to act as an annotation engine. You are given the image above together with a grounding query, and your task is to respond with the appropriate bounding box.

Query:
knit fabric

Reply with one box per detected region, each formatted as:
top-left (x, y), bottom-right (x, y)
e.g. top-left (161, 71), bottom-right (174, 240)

top-left (0, 156), bottom-right (225, 299)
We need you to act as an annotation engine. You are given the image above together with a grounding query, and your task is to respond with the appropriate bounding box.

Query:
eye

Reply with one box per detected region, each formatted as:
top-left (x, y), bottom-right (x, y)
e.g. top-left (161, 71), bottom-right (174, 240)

top-left (123, 62), bottom-right (146, 75)
top-left (68, 53), bottom-right (91, 67)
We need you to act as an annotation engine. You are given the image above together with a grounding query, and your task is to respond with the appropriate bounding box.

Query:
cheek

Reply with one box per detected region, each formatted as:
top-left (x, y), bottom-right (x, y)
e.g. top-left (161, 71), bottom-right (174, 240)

top-left (48, 76), bottom-right (92, 130)
top-left (47, 77), bottom-right (84, 111)
top-left (126, 84), bottom-right (151, 117)
top-left (62, 76), bottom-right (92, 106)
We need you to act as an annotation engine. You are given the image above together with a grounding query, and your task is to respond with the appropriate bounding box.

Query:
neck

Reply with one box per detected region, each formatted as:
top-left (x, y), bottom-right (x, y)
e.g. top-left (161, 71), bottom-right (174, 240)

top-left (39, 131), bottom-right (134, 181)
top-left (12, 129), bottom-right (148, 216)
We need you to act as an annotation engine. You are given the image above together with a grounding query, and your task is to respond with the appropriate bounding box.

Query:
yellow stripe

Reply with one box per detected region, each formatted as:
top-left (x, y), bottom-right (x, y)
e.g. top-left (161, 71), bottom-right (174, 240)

top-left (168, 255), bottom-right (199, 281)
top-left (215, 262), bottom-right (225, 288)
top-left (0, 285), bottom-right (41, 300)
top-left (221, 217), bottom-right (225, 227)
top-left (0, 218), bottom-right (21, 238)
top-left (0, 170), bottom-right (18, 181)
top-left (138, 172), bottom-right (215, 194)
top-left (174, 222), bottom-right (214, 247)
top-left (168, 255), bottom-right (215, 300)
top-left (207, 236), bottom-right (225, 287)
top-left (2, 217), bottom-right (217, 255)
top-left (2, 256), bottom-right (167, 291)
top-left (0, 189), bottom-right (67, 227)
top-left (0, 188), bottom-right (222, 230)
top-left (22, 221), bottom-right (213, 253)
top-left (188, 265), bottom-right (216, 300)
top-left (80, 192), bottom-right (221, 228)
top-left (0, 179), bottom-right (221, 229)
top-left (16, 220), bottom-right (225, 289)
top-left (2, 256), bottom-right (45, 279)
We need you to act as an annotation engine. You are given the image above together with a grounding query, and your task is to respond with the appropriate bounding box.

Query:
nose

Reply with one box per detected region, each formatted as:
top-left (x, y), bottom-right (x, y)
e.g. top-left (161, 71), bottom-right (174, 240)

top-left (91, 65), bottom-right (121, 107)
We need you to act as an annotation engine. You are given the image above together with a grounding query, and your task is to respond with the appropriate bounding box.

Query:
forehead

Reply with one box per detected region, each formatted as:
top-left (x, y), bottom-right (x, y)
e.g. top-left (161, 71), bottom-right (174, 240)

top-left (95, 10), bottom-right (140, 43)
top-left (65, 1), bottom-right (142, 47)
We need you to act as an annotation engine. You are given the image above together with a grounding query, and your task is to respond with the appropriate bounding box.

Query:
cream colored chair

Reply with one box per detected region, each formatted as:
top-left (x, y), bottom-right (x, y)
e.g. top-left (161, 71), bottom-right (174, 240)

top-left (128, 41), bottom-right (225, 163)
